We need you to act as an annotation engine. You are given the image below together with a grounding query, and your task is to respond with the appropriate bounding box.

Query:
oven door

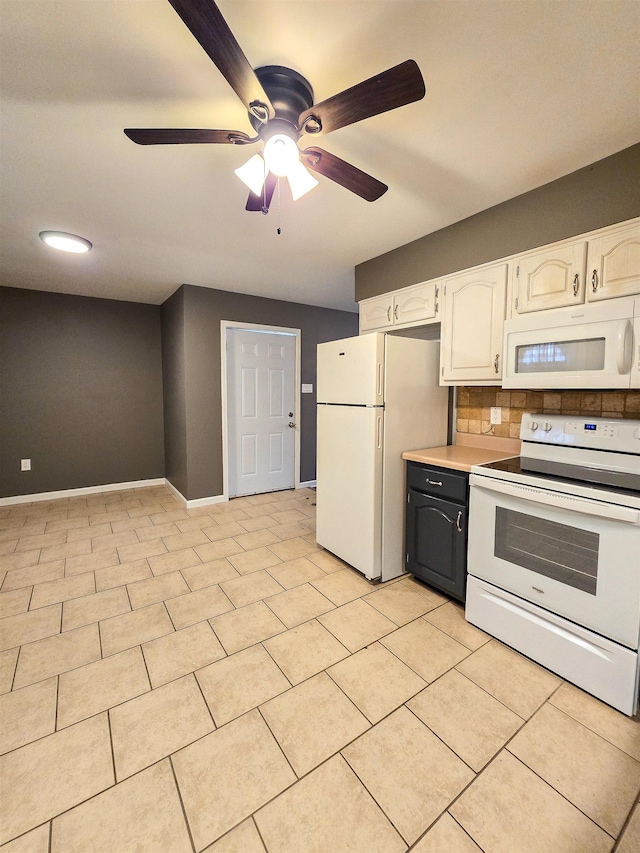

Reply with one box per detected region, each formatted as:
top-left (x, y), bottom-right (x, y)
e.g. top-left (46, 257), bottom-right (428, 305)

top-left (468, 474), bottom-right (640, 649)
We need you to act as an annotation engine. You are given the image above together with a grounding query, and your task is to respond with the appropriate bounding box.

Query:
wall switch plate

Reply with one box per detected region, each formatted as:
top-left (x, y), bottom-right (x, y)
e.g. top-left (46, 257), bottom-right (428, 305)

top-left (490, 407), bottom-right (502, 425)
top-left (302, 384), bottom-right (313, 393)
top-left (21, 458), bottom-right (31, 471)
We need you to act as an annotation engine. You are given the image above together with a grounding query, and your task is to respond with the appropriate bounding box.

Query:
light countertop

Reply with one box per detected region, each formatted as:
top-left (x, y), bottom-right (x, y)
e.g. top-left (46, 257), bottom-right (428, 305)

top-left (402, 433), bottom-right (520, 473)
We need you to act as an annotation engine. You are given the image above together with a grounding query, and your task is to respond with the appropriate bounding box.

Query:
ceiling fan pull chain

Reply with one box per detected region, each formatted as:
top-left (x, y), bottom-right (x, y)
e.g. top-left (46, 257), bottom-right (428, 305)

top-left (261, 159), bottom-right (269, 215)
top-left (276, 179), bottom-right (282, 235)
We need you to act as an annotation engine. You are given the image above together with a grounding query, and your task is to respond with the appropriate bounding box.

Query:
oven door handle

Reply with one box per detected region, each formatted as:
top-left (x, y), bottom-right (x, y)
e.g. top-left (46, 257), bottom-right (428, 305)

top-left (470, 475), bottom-right (640, 525)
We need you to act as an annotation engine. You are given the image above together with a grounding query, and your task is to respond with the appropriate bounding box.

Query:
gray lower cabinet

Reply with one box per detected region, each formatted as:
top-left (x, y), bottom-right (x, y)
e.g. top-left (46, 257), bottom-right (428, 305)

top-left (405, 461), bottom-right (469, 602)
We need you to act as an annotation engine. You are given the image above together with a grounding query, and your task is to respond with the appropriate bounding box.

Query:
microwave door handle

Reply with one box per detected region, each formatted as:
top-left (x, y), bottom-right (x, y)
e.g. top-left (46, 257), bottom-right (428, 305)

top-left (616, 320), bottom-right (633, 374)
top-left (470, 475), bottom-right (640, 525)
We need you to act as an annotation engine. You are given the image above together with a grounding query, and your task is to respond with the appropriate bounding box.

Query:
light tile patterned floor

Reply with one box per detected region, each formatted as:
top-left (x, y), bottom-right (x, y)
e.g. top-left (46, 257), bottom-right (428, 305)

top-left (0, 484), bottom-right (639, 852)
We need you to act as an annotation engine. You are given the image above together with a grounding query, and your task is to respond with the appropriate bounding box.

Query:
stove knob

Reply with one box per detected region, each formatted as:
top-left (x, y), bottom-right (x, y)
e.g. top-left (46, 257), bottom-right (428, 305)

top-left (542, 422), bottom-right (552, 432)
top-left (529, 421), bottom-right (539, 431)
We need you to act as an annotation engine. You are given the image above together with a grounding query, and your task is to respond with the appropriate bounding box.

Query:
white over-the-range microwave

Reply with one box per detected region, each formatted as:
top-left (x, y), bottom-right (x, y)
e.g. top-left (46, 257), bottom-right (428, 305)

top-left (502, 295), bottom-right (640, 389)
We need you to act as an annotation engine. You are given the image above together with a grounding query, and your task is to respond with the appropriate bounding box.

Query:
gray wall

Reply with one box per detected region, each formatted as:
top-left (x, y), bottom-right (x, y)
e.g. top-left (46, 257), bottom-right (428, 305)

top-left (0, 287), bottom-right (165, 498)
top-left (356, 143), bottom-right (640, 300)
top-left (162, 284), bottom-right (359, 501)
top-left (160, 288), bottom-right (188, 498)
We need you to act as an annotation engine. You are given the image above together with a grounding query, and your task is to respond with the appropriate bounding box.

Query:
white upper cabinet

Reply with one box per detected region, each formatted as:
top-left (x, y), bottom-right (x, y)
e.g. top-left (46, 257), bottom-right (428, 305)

top-left (359, 281), bottom-right (438, 333)
top-left (359, 294), bottom-right (394, 332)
top-left (512, 241), bottom-right (587, 313)
top-left (440, 264), bottom-right (508, 385)
top-left (393, 281), bottom-right (437, 326)
top-left (586, 220), bottom-right (640, 302)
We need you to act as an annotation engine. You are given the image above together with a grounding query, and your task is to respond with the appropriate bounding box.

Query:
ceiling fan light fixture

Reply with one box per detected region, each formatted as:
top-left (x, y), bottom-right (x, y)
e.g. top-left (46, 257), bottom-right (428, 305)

top-left (39, 231), bottom-right (92, 254)
top-left (234, 153), bottom-right (266, 196)
top-left (263, 133), bottom-right (299, 178)
top-left (287, 159), bottom-right (319, 201)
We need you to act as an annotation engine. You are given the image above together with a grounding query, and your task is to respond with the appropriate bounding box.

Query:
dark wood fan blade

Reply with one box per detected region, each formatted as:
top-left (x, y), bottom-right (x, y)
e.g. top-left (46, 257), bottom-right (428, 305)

top-left (168, 0), bottom-right (274, 119)
top-left (298, 59), bottom-right (425, 136)
top-left (302, 147), bottom-right (387, 201)
top-left (246, 173), bottom-right (278, 212)
top-left (124, 128), bottom-right (253, 145)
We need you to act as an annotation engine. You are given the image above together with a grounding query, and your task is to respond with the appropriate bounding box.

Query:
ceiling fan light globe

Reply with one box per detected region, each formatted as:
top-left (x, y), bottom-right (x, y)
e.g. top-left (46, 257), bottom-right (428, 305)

top-left (264, 134), bottom-right (299, 178)
top-left (234, 154), bottom-right (266, 195)
top-left (287, 160), bottom-right (319, 201)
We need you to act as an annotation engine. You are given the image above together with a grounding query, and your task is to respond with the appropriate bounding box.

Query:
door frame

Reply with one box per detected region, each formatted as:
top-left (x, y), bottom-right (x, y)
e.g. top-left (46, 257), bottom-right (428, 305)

top-left (221, 320), bottom-right (302, 501)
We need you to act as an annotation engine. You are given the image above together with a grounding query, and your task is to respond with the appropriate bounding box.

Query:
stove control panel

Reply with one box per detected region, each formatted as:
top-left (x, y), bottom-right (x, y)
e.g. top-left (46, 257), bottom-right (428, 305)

top-left (564, 421), bottom-right (619, 439)
top-left (521, 413), bottom-right (640, 454)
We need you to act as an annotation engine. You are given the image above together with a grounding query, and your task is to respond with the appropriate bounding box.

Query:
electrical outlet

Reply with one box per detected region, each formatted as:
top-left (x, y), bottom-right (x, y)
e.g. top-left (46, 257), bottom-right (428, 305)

top-left (21, 458), bottom-right (31, 471)
top-left (490, 407), bottom-right (502, 425)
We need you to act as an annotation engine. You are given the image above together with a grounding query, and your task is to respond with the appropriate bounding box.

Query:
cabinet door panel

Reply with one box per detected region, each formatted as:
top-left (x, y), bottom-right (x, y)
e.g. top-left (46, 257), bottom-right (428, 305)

top-left (406, 491), bottom-right (467, 601)
top-left (587, 222), bottom-right (640, 301)
top-left (393, 281), bottom-right (436, 325)
top-left (514, 242), bottom-right (586, 313)
top-left (359, 295), bottom-right (393, 332)
top-left (441, 264), bottom-right (507, 383)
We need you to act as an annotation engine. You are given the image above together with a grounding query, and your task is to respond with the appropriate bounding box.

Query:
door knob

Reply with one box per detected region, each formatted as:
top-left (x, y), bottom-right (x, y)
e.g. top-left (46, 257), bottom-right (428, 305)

top-left (289, 421), bottom-right (296, 428)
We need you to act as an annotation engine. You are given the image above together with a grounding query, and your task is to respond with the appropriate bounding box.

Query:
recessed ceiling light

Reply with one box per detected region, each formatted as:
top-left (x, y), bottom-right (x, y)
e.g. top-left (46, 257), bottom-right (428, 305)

top-left (39, 231), bottom-right (92, 253)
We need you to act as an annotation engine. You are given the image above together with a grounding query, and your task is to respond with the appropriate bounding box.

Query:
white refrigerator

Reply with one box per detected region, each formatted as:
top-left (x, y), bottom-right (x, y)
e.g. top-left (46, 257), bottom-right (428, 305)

top-left (316, 333), bottom-right (449, 582)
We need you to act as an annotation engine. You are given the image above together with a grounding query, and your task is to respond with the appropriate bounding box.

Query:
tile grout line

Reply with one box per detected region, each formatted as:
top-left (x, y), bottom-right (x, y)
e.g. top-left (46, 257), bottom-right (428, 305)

top-left (251, 815), bottom-right (269, 853)
top-left (612, 797), bottom-right (640, 852)
top-left (500, 699), bottom-right (632, 839)
top-left (502, 747), bottom-right (617, 842)
top-left (106, 709), bottom-right (118, 786)
top-left (54, 674), bottom-right (60, 733)
top-left (168, 755), bottom-right (197, 853)
top-left (192, 667), bottom-right (218, 729)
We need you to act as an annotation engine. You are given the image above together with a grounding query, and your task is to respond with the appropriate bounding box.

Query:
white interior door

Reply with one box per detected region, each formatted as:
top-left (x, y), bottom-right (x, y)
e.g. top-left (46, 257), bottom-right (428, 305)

top-left (227, 328), bottom-right (296, 497)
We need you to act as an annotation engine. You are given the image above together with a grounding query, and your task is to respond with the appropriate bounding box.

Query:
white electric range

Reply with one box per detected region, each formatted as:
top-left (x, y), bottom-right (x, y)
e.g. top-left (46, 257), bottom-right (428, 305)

top-left (466, 412), bottom-right (640, 715)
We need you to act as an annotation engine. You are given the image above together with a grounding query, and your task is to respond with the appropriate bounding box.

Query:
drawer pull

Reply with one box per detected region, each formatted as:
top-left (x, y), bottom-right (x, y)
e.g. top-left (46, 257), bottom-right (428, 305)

top-left (427, 479), bottom-right (443, 487)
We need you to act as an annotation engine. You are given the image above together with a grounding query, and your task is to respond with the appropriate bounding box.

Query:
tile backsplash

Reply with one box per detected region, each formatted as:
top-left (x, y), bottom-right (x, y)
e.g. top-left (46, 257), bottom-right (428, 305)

top-left (456, 388), bottom-right (640, 439)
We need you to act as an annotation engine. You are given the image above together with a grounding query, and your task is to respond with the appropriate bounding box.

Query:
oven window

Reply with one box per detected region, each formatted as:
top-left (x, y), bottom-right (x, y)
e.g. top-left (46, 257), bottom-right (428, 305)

top-left (494, 508), bottom-right (599, 594)
top-left (515, 337), bottom-right (605, 373)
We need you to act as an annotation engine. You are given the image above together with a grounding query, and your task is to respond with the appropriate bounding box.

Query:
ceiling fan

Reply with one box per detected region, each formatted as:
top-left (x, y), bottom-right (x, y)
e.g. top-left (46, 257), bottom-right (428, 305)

top-left (124, 0), bottom-right (426, 212)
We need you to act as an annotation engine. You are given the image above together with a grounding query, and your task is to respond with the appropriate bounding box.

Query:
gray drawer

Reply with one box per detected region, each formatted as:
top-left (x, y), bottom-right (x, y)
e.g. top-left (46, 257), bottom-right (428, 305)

top-left (406, 461), bottom-right (468, 503)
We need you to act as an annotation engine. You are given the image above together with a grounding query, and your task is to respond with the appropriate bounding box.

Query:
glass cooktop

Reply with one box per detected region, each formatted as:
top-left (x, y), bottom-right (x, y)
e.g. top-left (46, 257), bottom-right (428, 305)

top-left (478, 456), bottom-right (640, 496)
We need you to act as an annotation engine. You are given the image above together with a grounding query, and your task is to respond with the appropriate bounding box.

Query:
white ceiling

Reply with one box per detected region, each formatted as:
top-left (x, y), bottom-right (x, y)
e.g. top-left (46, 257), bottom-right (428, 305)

top-left (1, 1), bottom-right (639, 313)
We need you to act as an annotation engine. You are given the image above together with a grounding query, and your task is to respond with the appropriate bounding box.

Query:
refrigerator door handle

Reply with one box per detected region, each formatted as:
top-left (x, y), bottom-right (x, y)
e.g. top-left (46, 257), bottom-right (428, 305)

top-left (377, 362), bottom-right (383, 399)
top-left (376, 415), bottom-right (383, 449)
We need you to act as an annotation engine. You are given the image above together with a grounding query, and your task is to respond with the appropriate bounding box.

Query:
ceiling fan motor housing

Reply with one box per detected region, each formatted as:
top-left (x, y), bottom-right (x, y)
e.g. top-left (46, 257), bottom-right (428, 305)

top-left (249, 66), bottom-right (314, 133)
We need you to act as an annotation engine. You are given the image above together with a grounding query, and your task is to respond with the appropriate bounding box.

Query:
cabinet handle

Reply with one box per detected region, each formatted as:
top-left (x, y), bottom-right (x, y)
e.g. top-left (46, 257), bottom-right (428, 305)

top-left (394, 305), bottom-right (398, 320)
top-left (426, 479), bottom-right (443, 487)
top-left (456, 511), bottom-right (463, 532)
top-left (591, 269), bottom-right (599, 292)
top-left (573, 273), bottom-right (580, 296)
top-left (494, 353), bottom-right (500, 374)
top-left (386, 306), bottom-right (391, 321)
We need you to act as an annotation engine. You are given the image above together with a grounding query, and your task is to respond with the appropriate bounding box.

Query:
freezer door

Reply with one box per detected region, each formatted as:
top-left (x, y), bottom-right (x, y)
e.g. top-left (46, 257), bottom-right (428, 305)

top-left (317, 334), bottom-right (385, 405)
top-left (316, 404), bottom-right (383, 579)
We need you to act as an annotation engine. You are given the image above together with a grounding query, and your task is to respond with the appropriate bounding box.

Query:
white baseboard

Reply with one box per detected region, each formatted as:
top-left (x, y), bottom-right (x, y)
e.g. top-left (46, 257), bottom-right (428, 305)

top-left (0, 476), bottom-right (311, 508)
top-left (164, 479), bottom-right (226, 509)
top-left (0, 478), bottom-right (166, 507)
